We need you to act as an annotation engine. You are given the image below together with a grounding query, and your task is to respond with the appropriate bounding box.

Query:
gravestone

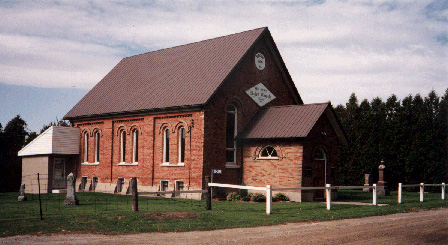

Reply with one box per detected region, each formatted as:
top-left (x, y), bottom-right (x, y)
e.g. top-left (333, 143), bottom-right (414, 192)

top-left (64, 173), bottom-right (79, 205)
top-left (377, 162), bottom-right (390, 196)
top-left (18, 184), bottom-right (27, 201)
top-left (363, 174), bottom-right (372, 192)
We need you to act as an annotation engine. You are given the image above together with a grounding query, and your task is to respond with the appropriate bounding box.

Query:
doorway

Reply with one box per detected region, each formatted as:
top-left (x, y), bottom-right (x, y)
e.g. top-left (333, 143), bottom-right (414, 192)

top-left (53, 158), bottom-right (66, 189)
top-left (312, 148), bottom-right (327, 200)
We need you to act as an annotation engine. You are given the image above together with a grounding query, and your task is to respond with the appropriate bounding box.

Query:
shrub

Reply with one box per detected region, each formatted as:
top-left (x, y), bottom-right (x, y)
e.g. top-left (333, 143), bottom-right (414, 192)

top-left (251, 193), bottom-right (266, 202)
top-left (239, 189), bottom-right (248, 197)
top-left (273, 193), bottom-right (290, 202)
top-left (226, 192), bottom-right (240, 201)
top-left (241, 196), bottom-right (251, 202)
top-left (214, 187), bottom-right (227, 200)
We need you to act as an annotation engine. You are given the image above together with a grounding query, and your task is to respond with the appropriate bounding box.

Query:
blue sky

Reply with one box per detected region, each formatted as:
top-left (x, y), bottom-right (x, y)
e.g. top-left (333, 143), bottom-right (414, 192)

top-left (1, 0), bottom-right (447, 133)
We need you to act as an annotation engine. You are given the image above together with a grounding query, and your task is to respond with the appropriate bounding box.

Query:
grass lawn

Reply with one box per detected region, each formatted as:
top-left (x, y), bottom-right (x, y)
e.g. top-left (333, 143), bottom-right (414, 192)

top-left (1, 190), bottom-right (447, 237)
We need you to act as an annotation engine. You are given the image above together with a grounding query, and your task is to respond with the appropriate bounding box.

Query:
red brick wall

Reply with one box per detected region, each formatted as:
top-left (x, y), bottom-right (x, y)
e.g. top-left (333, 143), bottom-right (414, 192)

top-left (203, 34), bottom-right (300, 186)
top-left (72, 110), bottom-right (205, 190)
top-left (242, 139), bottom-right (303, 188)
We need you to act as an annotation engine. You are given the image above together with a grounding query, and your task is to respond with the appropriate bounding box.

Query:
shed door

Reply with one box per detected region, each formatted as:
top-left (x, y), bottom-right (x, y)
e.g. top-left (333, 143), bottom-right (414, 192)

top-left (53, 158), bottom-right (66, 189)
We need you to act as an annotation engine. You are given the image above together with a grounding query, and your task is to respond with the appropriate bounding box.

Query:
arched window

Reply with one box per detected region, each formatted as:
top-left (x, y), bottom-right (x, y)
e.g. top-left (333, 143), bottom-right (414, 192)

top-left (314, 148), bottom-right (326, 161)
top-left (120, 130), bottom-right (126, 163)
top-left (226, 104), bottom-right (237, 165)
top-left (258, 146), bottom-right (278, 159)
top-left (83, 132), bottom-right (89, 163)
top-left (133, 130), bottom-right (138, 163)
top-left (163, 128), bottom-right (170, 163)
top-left (178, 127), bottom-right (185, 163)
top-left (94, 131), bottom-right (100, 163)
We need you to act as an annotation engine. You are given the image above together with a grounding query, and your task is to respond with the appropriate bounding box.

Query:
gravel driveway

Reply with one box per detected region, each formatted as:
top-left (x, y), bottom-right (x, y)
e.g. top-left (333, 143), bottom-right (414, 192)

top-left (2, 208), bottom-right (448, 244)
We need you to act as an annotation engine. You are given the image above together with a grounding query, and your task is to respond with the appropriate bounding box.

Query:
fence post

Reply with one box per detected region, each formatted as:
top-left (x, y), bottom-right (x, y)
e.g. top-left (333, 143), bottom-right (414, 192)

top-left (398, 183), bottom-right (402, 204)
top-left (442, 183), bottom-right (445, 200)
top-left (266, 185), bottom-right (272, 215)
top-left (131, 177), bottom-right (138, 212)
top-left (373, 184), bottom-right (377, 205)
top-left (326, 184), bottom-right (331, 210)
top-left (420, 183), bottom-right (424, 202)
top-left (205, 176), bottom-right (211, 210)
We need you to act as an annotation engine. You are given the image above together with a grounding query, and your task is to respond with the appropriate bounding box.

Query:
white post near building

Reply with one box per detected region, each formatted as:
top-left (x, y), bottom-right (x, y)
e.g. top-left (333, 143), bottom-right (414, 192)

top-left (326, 184), bottom-right (331, 210)
top-left (398, 183), bottom-right (402, 204)
top-left (266, 185), bottom-right (272, 215)
top-left (420, 183), bottom-right (424, 202)
top-left (373, 184), bottom-right (377, 205)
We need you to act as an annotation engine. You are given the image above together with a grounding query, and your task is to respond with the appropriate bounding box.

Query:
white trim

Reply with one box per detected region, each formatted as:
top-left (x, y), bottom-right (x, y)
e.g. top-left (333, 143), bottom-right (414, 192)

top-left (132, 130), bottom-right (138, 163)
top-left (257, 146), bottom-right (279, 160)
top-left (258, 156), bottom-right (280, 160)
top-left (161, 163), bottom-right (185, 167)
top-left (84, 132), bottom-right (89, 163)
top-left (163, 128), bottom-right (169, 163)
top-left (120, 130), bottom-right (126, 163)
top-left (118, 162), bottom-right (138, 166)
top-left (94, 131), bottom-right (100, 163)
top-left (178, 127), bottom-right (185, 164)
top-left (82, 162), bottom-right (99, 166)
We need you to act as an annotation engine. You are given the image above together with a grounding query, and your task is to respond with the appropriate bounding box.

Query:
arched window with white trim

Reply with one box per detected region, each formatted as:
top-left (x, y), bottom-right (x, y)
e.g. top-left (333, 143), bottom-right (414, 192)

top-left (178, 127), bottom-right (185, 163)
top-left (94, 131), bottom-right (100, 163)
top-left (226, 104), bottom-right (237, 165)
top-left (258, 146), bottom-right (279, 159)
top-left (83, 132), bottom-right (89, 163)
top-left (133, 130), bottom-right (138, 163)
top-left (163, 128), bottom-right (170, 163)
top-left (120, 130), bottom-right (126, 163)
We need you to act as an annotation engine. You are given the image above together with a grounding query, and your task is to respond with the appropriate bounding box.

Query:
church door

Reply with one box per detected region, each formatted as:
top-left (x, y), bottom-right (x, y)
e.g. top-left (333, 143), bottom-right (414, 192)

top-left (313, 159), bottom-right (325, 200)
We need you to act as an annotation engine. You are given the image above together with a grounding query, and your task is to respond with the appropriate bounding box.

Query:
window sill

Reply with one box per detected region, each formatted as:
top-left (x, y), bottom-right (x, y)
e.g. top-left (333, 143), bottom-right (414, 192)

top-left (257, 157), bottom-right (280, 160)
top-left (118, 162), bottom-right (138, 166)
top-left (82, 162), bottom-right (99, 166)
top-left (161, 163), bottom-right (185, 167)
top-left (225, 163), bottom-right (240, 169)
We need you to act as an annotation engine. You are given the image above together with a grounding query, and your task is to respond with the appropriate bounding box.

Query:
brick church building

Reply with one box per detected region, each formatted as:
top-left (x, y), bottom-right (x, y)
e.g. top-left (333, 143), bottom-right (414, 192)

top-left (22, 27), bottom-right (346, 201)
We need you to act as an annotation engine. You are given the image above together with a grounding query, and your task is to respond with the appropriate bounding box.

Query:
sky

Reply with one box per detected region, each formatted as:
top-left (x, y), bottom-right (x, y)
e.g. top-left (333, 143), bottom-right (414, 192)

top-left (1, 0), bottom-right (447, 133)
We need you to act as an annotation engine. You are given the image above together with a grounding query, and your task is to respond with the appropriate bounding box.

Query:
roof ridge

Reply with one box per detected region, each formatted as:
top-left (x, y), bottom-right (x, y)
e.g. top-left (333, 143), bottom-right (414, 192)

top-left (266, 102), bottom-right (330, 109)
top-left (124, 27), bottom-right (267, 59)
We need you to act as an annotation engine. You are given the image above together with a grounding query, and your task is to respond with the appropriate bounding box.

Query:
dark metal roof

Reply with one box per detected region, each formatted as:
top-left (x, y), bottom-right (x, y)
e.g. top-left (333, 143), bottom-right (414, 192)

top-left (64, 27), bottom-right (267, 119)
top-left (238, 103), bottom-right (330, 139)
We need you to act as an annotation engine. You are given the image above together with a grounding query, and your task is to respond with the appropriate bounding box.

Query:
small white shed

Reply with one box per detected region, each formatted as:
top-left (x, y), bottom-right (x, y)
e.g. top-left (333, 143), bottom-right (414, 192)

top-left (18, 126), bottom-right (80, 193)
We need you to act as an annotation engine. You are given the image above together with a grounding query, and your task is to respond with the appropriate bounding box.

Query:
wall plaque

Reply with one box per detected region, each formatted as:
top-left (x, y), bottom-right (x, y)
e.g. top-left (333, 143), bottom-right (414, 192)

top-left (245, 83), bottom-right (276, 107)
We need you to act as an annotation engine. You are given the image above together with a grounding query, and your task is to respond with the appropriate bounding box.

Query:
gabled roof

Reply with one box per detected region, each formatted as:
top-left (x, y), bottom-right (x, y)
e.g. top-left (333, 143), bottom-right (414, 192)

top-left (238, 103), bottom-right (347, 144)
top-left (65, 27), bottom-right (287, 119)
top-left (18, 126), bottom-right (80, 156)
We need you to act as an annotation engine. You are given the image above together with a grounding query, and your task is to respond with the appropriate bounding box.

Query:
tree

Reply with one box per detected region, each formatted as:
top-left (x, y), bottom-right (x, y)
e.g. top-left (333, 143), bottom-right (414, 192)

top-left (40, 119), bottom-right (70, 134)
top-left (0, 115), bottom-right (29, 192)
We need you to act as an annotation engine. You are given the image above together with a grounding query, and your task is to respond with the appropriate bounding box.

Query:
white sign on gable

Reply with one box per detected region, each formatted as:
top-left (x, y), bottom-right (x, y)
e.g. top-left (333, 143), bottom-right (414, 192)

top-left (245, 83), bottom-right (276, 107)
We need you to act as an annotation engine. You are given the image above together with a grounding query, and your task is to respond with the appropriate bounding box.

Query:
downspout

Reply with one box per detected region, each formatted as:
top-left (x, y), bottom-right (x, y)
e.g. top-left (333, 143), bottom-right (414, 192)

top-left (188, 119), bottom-right (194, 188)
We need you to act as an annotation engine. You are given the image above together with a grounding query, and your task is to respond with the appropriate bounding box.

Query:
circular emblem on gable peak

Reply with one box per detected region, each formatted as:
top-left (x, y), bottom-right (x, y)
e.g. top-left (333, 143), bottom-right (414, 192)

top-left (255, 52), bottom-right (265, 70)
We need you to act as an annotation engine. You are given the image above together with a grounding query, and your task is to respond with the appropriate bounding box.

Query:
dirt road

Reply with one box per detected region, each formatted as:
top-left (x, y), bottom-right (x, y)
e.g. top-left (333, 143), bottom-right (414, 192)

top-left (3, 208), bottom-right (448, 244)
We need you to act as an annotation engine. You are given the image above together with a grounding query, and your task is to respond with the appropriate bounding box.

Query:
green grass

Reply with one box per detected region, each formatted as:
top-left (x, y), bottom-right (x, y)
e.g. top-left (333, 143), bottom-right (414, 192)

top-left (1, 190), bottom-right (447, 237)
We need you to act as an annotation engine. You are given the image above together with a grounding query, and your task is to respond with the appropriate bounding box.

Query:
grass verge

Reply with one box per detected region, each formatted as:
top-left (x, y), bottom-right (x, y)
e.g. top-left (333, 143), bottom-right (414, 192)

top-left (0, 190), bottom-right (447, 237)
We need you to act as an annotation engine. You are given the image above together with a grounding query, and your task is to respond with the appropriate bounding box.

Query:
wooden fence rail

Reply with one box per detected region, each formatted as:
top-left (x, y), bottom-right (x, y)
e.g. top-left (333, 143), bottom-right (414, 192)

top-left (398, 183), bottom-right (445, 203)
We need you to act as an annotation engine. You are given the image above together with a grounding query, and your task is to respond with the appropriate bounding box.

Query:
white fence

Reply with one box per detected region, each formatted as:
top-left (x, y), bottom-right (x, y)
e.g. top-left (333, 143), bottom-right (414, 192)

top-left (398, 183), bottom-right (445, 203)
top-left (208, 183), bottom-right (379, 214)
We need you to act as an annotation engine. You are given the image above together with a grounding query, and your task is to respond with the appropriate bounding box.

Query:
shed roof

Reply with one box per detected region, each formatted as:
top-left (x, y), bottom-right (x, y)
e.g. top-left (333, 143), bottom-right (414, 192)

top-left (238, 103), bottom-right (347, 144)
top-left (18, 126), bottom-right (80, 156)
top-left (64, 27), bottom-right (274, 119)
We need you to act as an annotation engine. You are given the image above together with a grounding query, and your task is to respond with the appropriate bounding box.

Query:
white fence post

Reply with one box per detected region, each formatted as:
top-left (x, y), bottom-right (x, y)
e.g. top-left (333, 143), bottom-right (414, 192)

top-left (420, 183), bottom-right (424, 202)
top-left (266, 185), bottom-right (272, 215)
top-left (442, 183), bottom-right (445, 200)
top-left (326, 184), bottom-right (331, 210)
top-left (398, 183), bottom-right (402, 204)
top-left (373, 184), bottom-right (377, 205)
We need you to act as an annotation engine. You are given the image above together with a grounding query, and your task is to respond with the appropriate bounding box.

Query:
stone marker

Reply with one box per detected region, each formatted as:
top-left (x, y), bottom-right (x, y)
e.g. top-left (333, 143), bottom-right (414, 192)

top-left (64, 173), bottom-right (79, 205)
top-left (363, 174), bottom-right (372, 192)
top-left (377, 162), bottom-right (390, 196)
top-left (18, 184), bottom-right (27, 201)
